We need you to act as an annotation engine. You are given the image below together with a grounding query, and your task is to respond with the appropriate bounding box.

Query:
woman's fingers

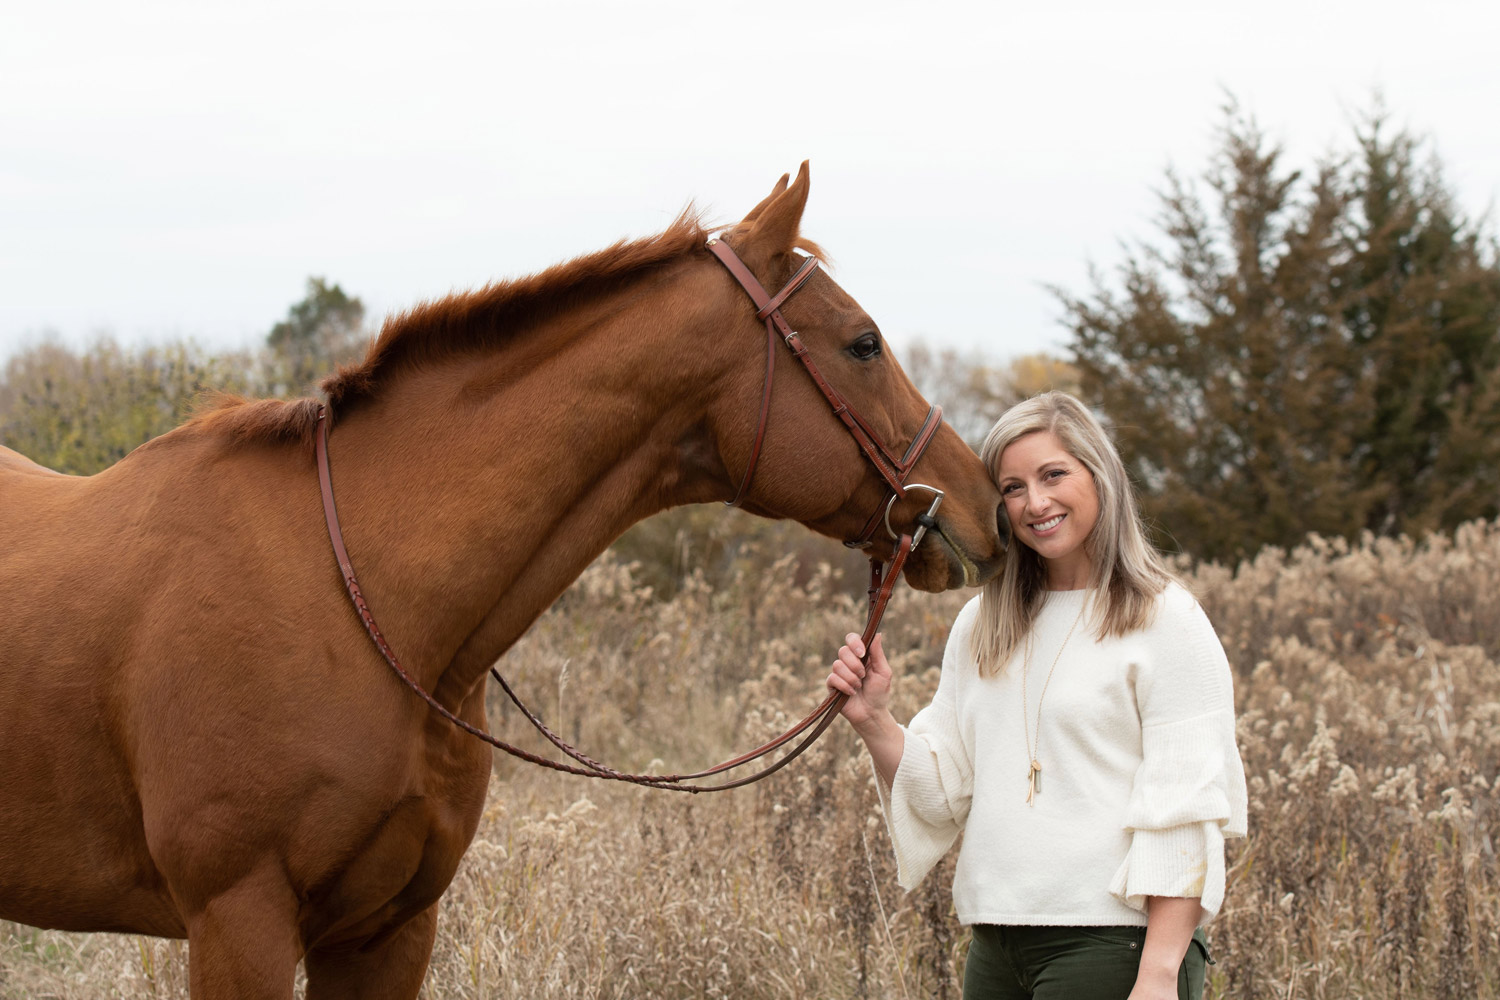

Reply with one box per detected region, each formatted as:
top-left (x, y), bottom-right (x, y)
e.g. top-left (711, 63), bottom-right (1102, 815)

top-left (836, 633), bottom-right (867, 674)
top-left (828, 659), bottom-right (862, 691)
top-left (829, 632), bottom-right (896, 709)
top-left (834, 637), bottom-right (867, 676)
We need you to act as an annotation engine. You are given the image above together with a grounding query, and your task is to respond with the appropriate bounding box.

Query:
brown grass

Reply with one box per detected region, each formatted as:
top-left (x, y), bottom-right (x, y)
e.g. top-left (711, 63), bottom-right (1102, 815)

top-left (4, 522), bottom-right (1498, 998)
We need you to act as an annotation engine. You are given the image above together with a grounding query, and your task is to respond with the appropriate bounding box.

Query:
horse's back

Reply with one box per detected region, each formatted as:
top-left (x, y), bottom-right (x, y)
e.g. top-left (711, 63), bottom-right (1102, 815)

top-left (0, 444), bottom-right (117, 579)
top-left (0, 444), bottom-right (67, 477)
top-left (0, 429), bottom-right (312, 936)
top-left (0, 445), bottom-right (91, 566)
top-left (0, 446), bottom-right (94, 584)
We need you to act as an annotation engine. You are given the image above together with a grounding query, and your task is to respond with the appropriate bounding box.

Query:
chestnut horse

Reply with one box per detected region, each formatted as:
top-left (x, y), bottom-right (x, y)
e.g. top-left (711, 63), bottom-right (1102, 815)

top-left (0, 164), bottom-right (1004, 998)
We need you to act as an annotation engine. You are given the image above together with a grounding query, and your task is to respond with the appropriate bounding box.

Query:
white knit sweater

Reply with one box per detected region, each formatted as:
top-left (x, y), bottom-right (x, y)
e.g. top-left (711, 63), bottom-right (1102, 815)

top-left (876, 583), bottom-right (1248, 927)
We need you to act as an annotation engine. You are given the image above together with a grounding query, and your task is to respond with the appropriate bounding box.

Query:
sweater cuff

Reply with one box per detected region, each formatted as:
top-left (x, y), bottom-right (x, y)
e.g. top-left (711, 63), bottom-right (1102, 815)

top-left (873, 732), bottom-right (964, 892)
top-left (1108, 821), bottom-right (1226, 923)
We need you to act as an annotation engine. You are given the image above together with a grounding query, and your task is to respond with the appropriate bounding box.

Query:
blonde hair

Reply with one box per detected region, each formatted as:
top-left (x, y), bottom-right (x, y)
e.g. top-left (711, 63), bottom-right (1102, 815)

top-left (972, 391), bottom-right (1175, 675)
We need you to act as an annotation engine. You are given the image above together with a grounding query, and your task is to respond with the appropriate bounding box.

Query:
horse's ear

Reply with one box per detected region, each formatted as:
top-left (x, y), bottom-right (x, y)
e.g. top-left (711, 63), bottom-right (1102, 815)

top-left (740, 173), bottom-right (790, 225)
top-left (738, 162), bottom-right (810, 265)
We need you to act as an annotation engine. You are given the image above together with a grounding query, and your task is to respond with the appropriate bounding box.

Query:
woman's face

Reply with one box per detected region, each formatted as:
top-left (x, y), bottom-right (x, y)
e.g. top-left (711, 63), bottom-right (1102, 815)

top-left (996, 430), bottom-right (1100, 588)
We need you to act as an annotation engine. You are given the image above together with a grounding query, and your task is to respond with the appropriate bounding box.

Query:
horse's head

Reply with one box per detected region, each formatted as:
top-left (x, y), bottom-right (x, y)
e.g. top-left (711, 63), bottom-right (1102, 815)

top-left (700, 163), bottom-right (1006, 593)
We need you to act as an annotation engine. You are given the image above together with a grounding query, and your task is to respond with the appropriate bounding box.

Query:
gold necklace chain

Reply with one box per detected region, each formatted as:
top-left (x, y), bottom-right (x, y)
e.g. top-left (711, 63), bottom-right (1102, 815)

top-left (1021, 595), bottom-right (1087, 806)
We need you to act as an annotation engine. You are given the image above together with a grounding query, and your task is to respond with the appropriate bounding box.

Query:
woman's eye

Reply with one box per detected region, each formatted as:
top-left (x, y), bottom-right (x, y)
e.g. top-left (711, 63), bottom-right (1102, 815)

top-left (848, 333), bottom-right (882, 361)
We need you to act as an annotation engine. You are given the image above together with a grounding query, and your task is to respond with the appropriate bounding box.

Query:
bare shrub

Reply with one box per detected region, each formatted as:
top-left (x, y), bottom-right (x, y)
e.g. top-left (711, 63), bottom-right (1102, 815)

top-left (5, 522), bottom-right (1498, 998)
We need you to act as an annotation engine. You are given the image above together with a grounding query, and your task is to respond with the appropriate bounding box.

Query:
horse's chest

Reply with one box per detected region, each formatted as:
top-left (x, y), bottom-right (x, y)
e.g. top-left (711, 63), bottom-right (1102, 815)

top-left (302, 757), bottom-right (490, 946)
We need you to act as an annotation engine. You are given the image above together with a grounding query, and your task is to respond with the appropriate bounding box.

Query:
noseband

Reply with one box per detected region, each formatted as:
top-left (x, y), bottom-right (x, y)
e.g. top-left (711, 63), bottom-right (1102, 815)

top-left (312, 236), bottom-right (953, 791)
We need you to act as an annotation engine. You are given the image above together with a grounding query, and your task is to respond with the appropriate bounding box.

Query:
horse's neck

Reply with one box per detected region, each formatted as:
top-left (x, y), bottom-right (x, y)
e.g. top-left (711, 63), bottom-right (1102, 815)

top-left (323, 312), bottom-right (727, 703)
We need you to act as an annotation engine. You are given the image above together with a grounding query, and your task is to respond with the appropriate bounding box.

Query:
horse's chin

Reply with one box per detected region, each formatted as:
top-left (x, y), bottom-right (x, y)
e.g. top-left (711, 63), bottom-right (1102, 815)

top-left (902, 528), bottom-right (994, 593)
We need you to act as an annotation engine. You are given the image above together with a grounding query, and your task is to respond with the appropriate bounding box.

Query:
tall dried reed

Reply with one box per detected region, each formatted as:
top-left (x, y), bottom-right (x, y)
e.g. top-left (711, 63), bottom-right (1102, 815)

top-left (4, 522), bottom-right (1498, 998)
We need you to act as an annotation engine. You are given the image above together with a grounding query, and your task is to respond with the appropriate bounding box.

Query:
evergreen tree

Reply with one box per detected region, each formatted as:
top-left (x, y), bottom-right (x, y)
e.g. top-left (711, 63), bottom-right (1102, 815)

top-left (1057, 103), bottom-right (1500, 561)
top-left (1341, 115), bottom-right (1500, 534)
top-left (266, 277), bottom-right (367, 395)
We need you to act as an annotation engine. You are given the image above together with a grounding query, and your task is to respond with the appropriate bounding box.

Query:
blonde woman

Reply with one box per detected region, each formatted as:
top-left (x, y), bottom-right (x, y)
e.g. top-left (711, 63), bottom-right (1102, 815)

top-left (828, 392), bottom-right (1247, 1000)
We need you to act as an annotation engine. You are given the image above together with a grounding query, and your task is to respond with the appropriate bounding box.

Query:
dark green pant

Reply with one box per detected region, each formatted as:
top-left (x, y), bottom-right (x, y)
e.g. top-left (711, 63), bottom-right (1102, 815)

top-left (962, 924), bottom-right (1212, 1000)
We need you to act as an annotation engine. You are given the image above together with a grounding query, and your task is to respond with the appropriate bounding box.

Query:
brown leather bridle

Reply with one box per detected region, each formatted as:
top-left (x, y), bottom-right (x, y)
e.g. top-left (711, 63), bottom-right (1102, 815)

top-left (313, 235), bottom-right (949, 791)
top-left (706, 236), bottom-right (946, 549)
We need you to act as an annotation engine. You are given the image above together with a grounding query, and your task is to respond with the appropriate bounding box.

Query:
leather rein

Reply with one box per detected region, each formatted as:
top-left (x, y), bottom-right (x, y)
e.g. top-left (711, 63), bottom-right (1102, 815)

top-left (313, 235), bottom-right (946, 792)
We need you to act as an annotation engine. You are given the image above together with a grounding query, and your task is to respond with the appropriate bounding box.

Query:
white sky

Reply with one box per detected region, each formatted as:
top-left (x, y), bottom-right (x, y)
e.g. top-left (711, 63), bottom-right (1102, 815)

top-left (3, 0), bottom-right (1498, 366)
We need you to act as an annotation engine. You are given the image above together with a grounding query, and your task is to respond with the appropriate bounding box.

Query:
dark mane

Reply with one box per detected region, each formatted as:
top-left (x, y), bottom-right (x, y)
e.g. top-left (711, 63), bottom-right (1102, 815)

top-left (192, 208), bottom-right (712, 447)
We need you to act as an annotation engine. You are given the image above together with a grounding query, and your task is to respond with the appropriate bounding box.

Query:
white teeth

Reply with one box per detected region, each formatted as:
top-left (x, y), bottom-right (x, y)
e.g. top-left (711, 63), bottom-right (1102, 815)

top-left (1031, 515), bottom-right (1064, 532)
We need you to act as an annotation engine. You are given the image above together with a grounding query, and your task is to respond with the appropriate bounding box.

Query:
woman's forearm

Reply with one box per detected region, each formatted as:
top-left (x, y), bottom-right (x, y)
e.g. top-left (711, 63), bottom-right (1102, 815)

top-left (853, 710), bottom-right (905, 788)
top-left (1136, 895), bottom-right (1201, 989)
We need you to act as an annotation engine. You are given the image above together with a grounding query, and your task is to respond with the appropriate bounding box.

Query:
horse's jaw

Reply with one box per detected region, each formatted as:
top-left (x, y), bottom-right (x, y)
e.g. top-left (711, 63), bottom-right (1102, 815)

top-left (899, 526), bottom-right (999, 593)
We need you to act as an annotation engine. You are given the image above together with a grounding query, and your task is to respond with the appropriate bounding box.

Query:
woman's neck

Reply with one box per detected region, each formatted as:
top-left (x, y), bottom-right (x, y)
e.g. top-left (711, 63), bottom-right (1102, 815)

top-left (1044, 552), bottom-right (1092, 591)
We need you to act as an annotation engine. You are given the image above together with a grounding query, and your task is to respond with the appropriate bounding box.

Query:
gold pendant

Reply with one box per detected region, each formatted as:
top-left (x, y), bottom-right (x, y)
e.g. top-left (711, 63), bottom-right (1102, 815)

top-left (1026, 759), bottom-right (1042, 806)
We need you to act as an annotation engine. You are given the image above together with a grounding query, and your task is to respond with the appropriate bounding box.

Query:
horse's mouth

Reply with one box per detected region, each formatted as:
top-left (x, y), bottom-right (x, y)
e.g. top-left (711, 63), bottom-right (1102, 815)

top-left (906, 520), bottom-right (981, 589)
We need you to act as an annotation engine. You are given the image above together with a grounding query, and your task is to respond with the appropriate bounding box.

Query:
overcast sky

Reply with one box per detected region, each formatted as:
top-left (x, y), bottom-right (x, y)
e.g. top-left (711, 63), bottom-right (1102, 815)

top-left (3, 0), bottom-right (1497, 367)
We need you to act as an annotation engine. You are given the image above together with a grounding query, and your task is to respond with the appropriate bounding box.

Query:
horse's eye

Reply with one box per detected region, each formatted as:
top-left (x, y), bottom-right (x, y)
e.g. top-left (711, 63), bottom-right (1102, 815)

top-left (848, 333), bottom-right (882, 361)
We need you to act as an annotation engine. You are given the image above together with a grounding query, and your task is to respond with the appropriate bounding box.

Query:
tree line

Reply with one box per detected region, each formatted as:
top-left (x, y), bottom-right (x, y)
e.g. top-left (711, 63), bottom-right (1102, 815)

top-left (4, 101), bottom-right (1497, 567)
top-left (1060, 103), bottom-right (1500, 561)
top-left (0, 277), bottom-right (365, 475)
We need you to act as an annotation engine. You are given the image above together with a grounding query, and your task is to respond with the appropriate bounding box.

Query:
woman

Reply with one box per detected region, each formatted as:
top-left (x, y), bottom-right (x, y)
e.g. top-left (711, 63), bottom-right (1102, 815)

top-left (828, 392), bottom-right (1247, 1000)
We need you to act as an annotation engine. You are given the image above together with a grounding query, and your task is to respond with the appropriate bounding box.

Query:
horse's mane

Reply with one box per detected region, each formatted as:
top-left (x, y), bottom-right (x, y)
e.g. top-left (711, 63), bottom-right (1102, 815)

top-left (193, 207), bottom-right (721, 449)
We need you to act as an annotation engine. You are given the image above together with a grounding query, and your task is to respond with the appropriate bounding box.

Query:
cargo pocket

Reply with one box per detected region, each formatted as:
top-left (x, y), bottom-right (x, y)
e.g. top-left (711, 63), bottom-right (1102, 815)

top-left (1179, 928), bottom-right (1214, 1000)
top-left (1192, 928), bottom-right (1216, 965)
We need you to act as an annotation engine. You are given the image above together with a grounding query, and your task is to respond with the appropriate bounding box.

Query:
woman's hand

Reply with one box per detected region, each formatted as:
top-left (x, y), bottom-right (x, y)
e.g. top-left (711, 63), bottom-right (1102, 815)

top-left (827, 632), bottom-right (892, 729)
top-left (1124, 972), bottom-right (1177, 1000)
top-left (827, 632), bottom-right (904, 786)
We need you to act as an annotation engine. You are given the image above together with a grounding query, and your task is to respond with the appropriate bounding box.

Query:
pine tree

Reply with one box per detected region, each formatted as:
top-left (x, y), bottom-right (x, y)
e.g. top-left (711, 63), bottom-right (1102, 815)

top-left (1340, 113), bottom-right (1500, 535)
top-left (265, 277), bottom-right (367, 395)
top-left (1057, 103), bottom-right (1500, 561)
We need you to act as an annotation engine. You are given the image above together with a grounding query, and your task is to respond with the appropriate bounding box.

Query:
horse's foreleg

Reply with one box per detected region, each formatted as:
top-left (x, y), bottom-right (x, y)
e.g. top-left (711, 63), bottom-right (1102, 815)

top-left (303, 903), bottom-right (439, 1000)
top-left (184, 874), bottom-right (301, 1000)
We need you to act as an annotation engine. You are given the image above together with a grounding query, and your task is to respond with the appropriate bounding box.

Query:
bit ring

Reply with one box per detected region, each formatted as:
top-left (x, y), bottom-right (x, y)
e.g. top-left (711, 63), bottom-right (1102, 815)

top-left (884, 484), bottom-right (945, 549)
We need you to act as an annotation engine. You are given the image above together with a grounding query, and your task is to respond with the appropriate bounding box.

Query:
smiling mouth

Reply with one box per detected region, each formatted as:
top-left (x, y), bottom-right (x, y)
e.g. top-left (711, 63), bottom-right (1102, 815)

top-left (1030, 514), bottom-right (1065, 533)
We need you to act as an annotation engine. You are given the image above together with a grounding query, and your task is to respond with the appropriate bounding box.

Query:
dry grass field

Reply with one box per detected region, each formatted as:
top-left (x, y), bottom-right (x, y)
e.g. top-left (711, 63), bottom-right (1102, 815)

top-left (4, 519), bottom-right (1498, 999)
